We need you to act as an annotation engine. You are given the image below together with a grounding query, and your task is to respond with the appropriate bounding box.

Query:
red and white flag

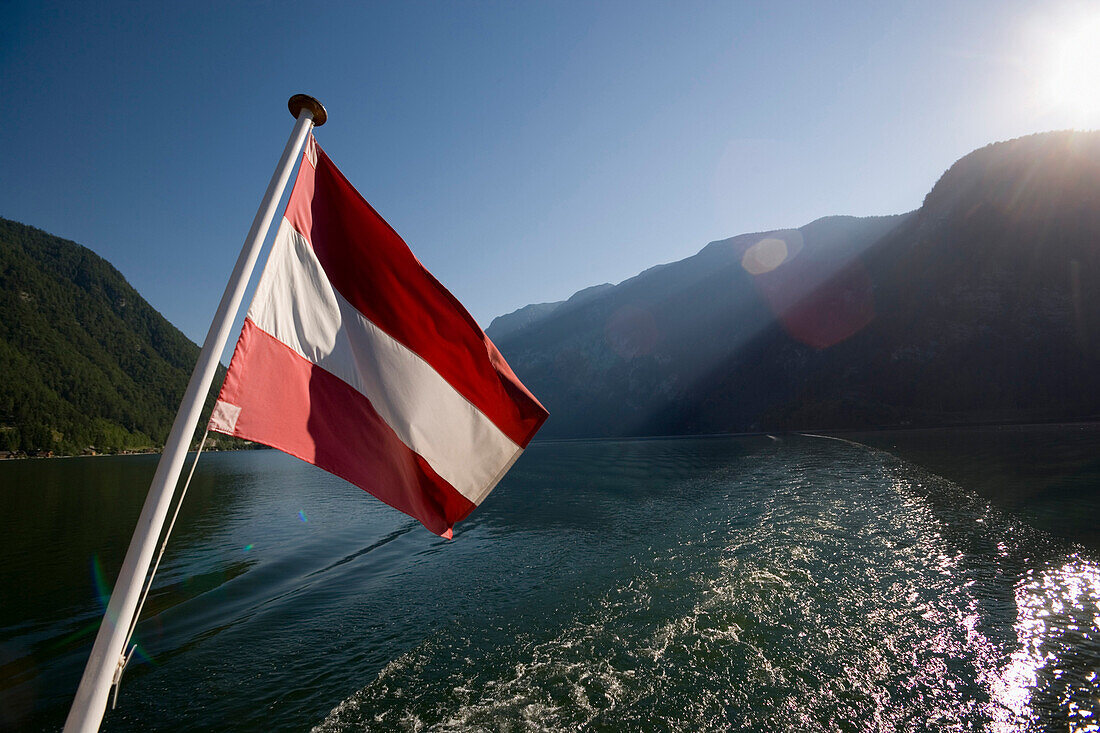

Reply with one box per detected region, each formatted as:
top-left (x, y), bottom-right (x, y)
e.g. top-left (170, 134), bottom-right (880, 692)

top-left (209, 135), bottom-right (548, 537)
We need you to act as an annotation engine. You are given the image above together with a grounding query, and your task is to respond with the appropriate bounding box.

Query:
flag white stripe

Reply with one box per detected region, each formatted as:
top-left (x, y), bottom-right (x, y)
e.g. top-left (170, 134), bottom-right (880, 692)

top-left (247, 219), bottom-right (521, 505)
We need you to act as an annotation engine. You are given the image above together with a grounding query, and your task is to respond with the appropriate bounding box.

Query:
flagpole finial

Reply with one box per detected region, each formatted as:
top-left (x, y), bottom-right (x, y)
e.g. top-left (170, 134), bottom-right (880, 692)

top-left (289, 94), bottom-right (327, 127)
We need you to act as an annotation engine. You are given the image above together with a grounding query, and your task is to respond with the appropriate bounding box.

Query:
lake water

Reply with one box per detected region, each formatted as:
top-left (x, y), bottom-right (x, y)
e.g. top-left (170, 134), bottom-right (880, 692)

top-left (1, 429), bottom-right (1098, 731)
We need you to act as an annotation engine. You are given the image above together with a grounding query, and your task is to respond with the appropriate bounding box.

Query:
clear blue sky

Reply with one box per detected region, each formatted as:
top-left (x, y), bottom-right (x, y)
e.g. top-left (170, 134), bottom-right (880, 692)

top-left (3, 0), bottom-right (1098, 348)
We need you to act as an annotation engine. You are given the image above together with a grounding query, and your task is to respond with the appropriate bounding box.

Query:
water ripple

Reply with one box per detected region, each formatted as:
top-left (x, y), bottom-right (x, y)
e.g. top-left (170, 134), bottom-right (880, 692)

top-left (314, 440), bottom-right (1100, 731)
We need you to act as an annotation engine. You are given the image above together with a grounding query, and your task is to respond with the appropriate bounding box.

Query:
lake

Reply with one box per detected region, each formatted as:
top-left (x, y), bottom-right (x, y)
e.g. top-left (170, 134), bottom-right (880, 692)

top-left (1, 428), bottom-right (1098, 731)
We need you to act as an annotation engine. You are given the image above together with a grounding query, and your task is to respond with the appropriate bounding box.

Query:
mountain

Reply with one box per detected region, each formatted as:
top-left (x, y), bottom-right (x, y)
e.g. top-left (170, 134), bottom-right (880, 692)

top-left (0, 217), bottom-right (219, 455)
top-left (492, 131), bottom-right (1100, 438)
top-left (486, 283), bottom-right (616, 341)
top-left (486, 301), bottom-right (563, 342)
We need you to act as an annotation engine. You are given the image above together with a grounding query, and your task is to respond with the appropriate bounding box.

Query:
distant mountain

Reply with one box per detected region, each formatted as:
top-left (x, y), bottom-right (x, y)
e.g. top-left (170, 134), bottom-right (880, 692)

top-left (493, 131), bottom-right (1100, 438)
top-left (487, 283), bottom-right (615, 341)
top-left (0, 217), bottom-right (220, 455)
top-left (486, 301), bottom-right (563, 341)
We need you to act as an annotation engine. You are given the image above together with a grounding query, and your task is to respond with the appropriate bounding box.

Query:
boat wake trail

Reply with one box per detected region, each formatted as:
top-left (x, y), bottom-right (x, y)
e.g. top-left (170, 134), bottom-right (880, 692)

top-left (313, 440), bottom-right (1100, 731)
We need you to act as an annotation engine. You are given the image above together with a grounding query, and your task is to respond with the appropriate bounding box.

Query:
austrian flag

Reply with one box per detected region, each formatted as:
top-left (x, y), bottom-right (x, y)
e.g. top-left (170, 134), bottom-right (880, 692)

top-left (209, 135), bottom-right (548, 537)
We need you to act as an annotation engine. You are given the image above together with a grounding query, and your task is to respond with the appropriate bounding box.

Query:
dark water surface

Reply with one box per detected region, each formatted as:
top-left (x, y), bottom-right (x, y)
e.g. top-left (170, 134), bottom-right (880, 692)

top-left (1, 430), bottom-right (1098, 731)
top-left (850, 424), bottom-right (1100, 552)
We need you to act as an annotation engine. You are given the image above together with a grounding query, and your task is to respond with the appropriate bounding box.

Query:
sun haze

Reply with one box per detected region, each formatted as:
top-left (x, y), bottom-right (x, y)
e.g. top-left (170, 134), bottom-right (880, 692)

top-left (0, 0), bottom-right (1094, 344)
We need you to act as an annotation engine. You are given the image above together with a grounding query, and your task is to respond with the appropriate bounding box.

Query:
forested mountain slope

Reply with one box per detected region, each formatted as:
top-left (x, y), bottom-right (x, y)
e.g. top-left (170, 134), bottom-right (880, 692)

top-left (0, 217), bottom-right (218, 454)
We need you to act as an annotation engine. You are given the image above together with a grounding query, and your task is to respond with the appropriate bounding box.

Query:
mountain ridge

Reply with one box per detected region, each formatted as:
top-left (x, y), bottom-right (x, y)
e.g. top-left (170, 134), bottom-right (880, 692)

top-left (492, 130), bottom-right (1100, 438)
top-left (6, 130), bottom-right (1099, 452)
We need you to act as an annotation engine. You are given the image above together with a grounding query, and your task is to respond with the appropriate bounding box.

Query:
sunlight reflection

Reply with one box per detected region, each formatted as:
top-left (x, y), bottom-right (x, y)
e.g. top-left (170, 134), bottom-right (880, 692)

top-left (989, 556), bottom-right (1100, 732)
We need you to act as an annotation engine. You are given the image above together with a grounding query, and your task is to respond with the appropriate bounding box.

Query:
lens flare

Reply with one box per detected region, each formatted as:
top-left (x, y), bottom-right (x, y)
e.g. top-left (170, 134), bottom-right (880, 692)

top-left (741, 237), bottom-right (790, 275)
top-left (91, 554), bottom-right (111, 611)
top-left (90, 554), bottom-right (154, 666)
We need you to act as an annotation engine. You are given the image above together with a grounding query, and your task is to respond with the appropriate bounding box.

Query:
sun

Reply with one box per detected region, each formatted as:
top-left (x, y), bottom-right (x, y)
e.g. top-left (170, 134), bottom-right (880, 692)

top-left (1043, 13), bottom-right (1100, 127)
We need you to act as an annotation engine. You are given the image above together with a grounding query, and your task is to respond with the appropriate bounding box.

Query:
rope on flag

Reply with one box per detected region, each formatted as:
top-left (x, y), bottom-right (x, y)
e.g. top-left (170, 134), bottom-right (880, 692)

top-left (209, 135), bottom-right (548, 537)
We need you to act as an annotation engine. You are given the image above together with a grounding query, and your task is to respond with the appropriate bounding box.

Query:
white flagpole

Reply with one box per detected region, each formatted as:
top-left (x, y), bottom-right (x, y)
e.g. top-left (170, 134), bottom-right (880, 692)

top-left (64, 94), bottom-right (328, 733)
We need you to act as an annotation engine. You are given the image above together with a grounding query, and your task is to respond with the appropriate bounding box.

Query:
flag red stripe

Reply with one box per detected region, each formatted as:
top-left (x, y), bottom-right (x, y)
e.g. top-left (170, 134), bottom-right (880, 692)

top-left (216, 318), bottom-right (476, 537)
top-left (284, 146), bottom-right (548, 448)
top-left (247, 220), bottom-right (524, 504)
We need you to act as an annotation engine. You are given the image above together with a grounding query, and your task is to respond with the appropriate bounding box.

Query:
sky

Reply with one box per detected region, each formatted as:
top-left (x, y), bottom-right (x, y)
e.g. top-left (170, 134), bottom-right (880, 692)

top-left (3, 0), bottom-right (1100, 352)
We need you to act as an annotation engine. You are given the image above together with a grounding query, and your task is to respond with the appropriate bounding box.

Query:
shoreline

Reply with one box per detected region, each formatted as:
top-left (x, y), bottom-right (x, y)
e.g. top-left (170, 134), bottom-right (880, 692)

top-left (0, 444), bottom-right (255, 461)
top-left (9, 418), bottom-right (1100, 460)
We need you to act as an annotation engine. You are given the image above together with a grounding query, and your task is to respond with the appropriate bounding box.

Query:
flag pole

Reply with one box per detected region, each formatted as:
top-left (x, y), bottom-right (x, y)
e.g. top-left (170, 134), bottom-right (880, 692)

top-left (64, 94), bottom-right (327, 733)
